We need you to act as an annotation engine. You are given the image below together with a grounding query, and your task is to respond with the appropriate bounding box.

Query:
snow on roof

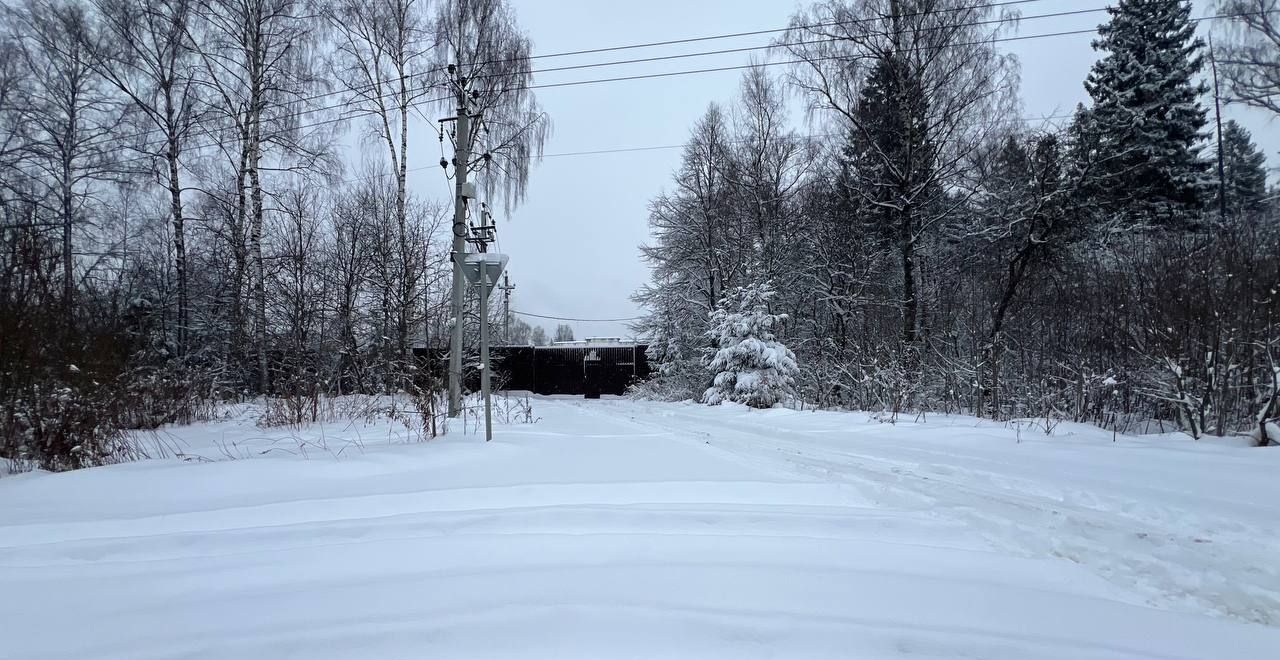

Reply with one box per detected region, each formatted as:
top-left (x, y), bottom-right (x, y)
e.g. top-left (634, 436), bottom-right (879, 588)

top-left (546, 338), bottom-right (641, 348)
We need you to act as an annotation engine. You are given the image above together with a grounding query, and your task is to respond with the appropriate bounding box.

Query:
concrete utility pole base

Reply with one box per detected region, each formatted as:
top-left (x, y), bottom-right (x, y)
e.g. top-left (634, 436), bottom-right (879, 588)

top-left (480, 268), bottom-right (492, 441)
top-left (447, 99), bottom-right (471, 418)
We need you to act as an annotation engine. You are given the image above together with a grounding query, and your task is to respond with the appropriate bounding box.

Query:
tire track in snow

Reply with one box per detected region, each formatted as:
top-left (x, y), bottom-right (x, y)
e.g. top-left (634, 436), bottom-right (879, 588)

top-left (0, 500), bottom-right (970, 568)
top-left (585, 399), bottom-right (1280, 626)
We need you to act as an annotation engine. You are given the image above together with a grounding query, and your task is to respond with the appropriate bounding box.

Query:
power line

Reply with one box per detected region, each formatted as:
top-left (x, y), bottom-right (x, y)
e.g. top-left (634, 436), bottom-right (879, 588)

top-left (322, 3), bottom-right (1262, 153)
top-left (330, 112), bottom-right (1075, 185)
top-left (156, 8), bottom-right (1273, 161)
top-left (51, 0), bottom-right (1047, 155)
top-left (541, 143), bottom-right (700, 159)
top-left (525, 4), bottom-right (1111, 80)
top-left (10, 7), bottom-right (1269, 178)
top-left (286, 2), bottom-right (1065, 123)
top-left (522, 26), bottom-right (1103, 93)
top-left (320, 0), bottom-right (1056, 115)
top-left (537, 113), bottom-right (1080, 158)
top-left (64, 1), bottom-right (1067, 154)
top-left (290, 0), bottom-right (1059, 111)
top-left (513, 310), bottom-right (643, 323)
top-left (511, 0), bottom-right (1049, 63)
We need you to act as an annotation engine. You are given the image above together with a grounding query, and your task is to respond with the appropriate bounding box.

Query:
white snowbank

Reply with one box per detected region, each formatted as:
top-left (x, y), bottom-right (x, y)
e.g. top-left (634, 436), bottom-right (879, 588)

top-left (1, 397), bottom-right (1277, 659)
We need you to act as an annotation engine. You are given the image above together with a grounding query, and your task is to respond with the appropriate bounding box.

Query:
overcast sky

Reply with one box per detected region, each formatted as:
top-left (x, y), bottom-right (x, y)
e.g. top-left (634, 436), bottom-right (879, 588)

top-left (401, 0), bottom-right (1278, 341)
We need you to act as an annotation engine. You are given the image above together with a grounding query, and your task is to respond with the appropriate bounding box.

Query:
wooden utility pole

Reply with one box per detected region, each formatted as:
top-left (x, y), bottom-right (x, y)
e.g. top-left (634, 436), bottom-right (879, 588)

top-left (1210, 36), bottom-right (1228, 225)
top-left (499, 273), bottom-right (515, 344)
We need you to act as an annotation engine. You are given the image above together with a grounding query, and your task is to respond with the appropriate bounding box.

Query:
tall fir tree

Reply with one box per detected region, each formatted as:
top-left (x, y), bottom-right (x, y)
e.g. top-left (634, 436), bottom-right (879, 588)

top-left (1083, 0), bottom-right (1210, 227)
top-left (845, 54), bottom-right (936, 242)
top-left (843, 53), bottom-right (936, 343)
top-left (1065, 103), bottom-right (1105, 214)
top-left (1217, 119), bottom-right (1268, 217)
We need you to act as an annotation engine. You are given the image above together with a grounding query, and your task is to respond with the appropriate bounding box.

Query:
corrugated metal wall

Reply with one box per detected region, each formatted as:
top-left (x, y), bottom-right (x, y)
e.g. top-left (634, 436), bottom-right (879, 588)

top-left (415, 345), bottom-right (650, 396)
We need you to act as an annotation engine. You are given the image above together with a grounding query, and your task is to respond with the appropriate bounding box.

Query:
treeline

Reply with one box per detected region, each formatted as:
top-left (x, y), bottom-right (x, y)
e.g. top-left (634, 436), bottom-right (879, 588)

top-left (635, 0), bottom-right (1280, 442)
top-left (0, 0), bottom-right (547, 469)
top-left (504, 320), bottom-right (577, 347)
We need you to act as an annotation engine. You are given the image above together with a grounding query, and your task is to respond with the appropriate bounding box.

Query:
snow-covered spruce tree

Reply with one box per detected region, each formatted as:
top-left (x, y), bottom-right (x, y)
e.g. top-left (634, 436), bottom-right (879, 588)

top-left (1083, 0), bottom-right (1210, 227)
top-left (702, 284), bottom-right (799, 408)
top-left (1218, 120), bottom-right (1269, 218)
top-left (632, 283), bottom-right (707, 400)
top-left (844, 53), bottom-right (937, 345)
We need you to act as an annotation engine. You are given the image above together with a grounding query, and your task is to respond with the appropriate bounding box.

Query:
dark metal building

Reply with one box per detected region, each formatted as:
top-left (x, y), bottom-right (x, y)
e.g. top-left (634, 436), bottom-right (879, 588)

top-left (416, 342), bottom-right (650, 398)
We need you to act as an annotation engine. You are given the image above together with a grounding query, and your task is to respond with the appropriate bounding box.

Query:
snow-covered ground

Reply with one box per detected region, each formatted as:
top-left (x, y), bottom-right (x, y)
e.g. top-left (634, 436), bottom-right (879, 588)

top-left (2, 396), bottom-right (1278, 659)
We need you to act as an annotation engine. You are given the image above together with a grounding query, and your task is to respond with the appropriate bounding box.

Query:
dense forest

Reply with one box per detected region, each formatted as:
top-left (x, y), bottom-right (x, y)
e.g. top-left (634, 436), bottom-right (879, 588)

top-left (0, 0), bottom-right (549, 469)
top-left (634, 0), bottom-right (1280, 443)
top-left (2, 0), bottom-right (1279, 471)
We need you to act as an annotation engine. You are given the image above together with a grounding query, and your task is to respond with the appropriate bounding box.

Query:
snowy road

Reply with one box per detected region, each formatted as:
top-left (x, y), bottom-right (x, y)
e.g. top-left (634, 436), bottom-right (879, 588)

top-left (589, 399), bottom-right (1280, 626)
top-left (2, 396), bottom-right (1278, 659)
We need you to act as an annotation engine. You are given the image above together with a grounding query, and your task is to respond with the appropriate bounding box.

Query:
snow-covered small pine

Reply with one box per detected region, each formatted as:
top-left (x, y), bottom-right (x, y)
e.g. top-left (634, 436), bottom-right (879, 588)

top-left (702, 283), bottom-right (799, 409)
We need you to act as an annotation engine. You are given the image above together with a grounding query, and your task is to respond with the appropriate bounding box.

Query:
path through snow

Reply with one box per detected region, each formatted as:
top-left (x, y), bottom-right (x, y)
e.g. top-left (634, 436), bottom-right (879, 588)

top-left (1, 396), bottom-right (1277, 659)
top-left (591, 399), bottom-right (1280, 626)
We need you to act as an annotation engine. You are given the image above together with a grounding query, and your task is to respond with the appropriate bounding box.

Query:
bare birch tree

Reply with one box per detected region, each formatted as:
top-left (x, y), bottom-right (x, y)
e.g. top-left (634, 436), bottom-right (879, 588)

top-left (1216, 0), bottom-right (1280, 115)
top-left (90, 0), bottom-right (202, 354)
top-left (433, 0), bottom-right (549, 210)
top-left (727, 66), bottom-right (811, 298)
top-left (5, 0), bottom-right (127, 320)
top-left (0, 38), bottom-right (29, 200)
top-left (326, 0), bottom-right (435, 378)
top-left (191, 0), bottom-right (328, 389)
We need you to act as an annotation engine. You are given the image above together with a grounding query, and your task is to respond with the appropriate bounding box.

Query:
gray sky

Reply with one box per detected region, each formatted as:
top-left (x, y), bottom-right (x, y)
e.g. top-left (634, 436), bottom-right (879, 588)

top-left (403, 0), bottom-right (1279, 340)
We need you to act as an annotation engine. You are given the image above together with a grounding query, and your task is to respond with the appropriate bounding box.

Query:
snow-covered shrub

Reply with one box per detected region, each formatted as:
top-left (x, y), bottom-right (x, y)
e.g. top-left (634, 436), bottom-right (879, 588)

top-left (2, 382), bottom-right (128, 471)
top-left (257, 373), bottom-right (325, 429)
top-left (627, 374), bottom-right (692, 401)
top-left (495, 391), bottom-right (539, 424)
top-left (1249, 422), bottom-right (1279, 448)
top-left (702, 283), bottom-right (799, 408)
top-left (0, 245), bottom-right (219, 471)
top-left (628, 343), bottom-right (705, 401)
top-left (626, 318), bottom-right (707, 402)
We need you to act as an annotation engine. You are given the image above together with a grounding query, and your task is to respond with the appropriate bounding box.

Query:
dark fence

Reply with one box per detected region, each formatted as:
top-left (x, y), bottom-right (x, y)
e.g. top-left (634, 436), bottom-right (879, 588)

top-left (414, 344), bottom-right (650, 397)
